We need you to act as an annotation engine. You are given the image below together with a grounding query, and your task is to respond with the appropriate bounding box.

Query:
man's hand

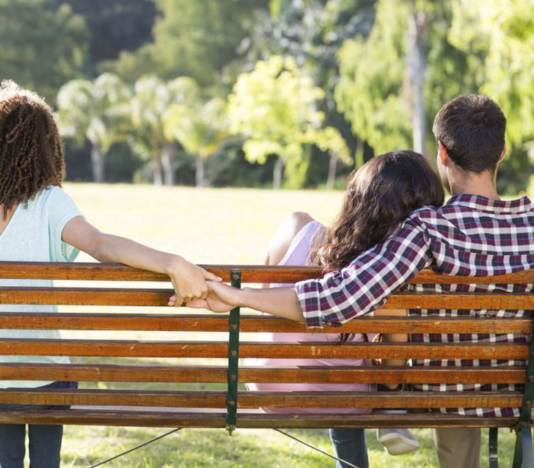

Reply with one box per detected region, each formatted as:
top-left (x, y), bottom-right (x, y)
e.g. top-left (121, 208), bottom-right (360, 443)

top-left (171, 281), bottom-right (306, 323)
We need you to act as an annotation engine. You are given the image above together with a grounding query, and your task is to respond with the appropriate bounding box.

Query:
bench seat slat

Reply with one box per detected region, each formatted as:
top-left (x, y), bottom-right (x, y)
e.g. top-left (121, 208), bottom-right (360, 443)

top-left (237, 391), bottom-right (524, 410)
top-left (1, 262), bottom-right (534, 285)
top-left (386, 291), bottom-right (534, 310)
top-left (0, 409), bottom-right (518, 429)
top-left (0, 287), bottom-right (172, 307)
top-left (0, 389), bottom-right (523, 410)
top-left (0, 364), bottom-right (526, 384)
top-left (1, 288), bottom-right (534, 310)
top-left (0, 389), bottom-right (227, 407)
top-left (0, 340), bottom-right (526, 360)
top-left (0, 313), bottom-right (529, 334)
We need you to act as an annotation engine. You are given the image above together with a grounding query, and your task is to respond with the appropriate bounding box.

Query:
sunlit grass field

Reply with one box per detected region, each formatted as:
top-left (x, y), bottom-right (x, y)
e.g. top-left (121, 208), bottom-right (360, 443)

top-left (59, 183), bottom-right (518, 468)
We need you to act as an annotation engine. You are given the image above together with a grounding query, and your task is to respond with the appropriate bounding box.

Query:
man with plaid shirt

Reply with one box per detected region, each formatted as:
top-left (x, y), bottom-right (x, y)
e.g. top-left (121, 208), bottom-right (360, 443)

top-left (191, 95), bottom-right (534, 468)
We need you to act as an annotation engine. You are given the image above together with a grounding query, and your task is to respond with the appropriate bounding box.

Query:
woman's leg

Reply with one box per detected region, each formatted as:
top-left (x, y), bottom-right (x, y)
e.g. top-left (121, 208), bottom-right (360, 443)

top-left (329, 428), bottom-right (369, 468)
top-left (28, 424), bottom-right (63, 468)
top-left (0, 381), bottom-right (76, 468)
top-left (0, 423), bottom-right (27, 468)
top-left (26, 381), bottom-right (77, 468)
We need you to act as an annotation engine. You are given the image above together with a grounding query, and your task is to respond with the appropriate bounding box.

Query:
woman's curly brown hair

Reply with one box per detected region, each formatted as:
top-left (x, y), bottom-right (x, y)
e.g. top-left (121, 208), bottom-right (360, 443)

top-left (0, 80), bottom-right (65, 218)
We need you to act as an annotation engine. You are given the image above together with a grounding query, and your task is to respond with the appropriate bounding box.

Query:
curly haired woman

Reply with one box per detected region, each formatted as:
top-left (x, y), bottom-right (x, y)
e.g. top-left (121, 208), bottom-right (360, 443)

top-left (0, 80), bottom-right (220, 468)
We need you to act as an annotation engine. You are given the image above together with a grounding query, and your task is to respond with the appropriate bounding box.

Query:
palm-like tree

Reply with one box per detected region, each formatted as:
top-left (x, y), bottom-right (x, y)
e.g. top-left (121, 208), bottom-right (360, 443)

top-left (165, 97), bottom-right (229, 188)
top-left (57, 73), bottom-right (131, 183)
top-left (129, 76), bottom-right (199, 185)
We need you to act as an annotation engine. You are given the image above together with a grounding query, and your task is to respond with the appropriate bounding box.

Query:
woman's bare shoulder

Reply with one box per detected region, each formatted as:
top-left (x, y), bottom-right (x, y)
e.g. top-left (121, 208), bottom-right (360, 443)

top-left (265, 212), bottom-right (316, 266)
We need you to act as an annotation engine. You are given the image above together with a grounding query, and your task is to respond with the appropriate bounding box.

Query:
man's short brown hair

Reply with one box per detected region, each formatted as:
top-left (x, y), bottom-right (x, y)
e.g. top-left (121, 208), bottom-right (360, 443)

top-left (432, 94), bottom-right (506, 173)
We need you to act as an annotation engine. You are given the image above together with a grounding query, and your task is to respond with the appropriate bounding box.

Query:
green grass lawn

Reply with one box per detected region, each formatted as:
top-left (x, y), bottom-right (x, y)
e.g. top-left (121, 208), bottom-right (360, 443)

top-left (59, 183), bottom-right (519, 468)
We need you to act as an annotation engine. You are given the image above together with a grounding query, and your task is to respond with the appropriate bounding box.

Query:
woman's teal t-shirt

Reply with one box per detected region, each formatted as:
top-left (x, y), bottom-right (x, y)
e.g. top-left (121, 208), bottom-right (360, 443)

top-left (0, 186), bottom-right (83, 388)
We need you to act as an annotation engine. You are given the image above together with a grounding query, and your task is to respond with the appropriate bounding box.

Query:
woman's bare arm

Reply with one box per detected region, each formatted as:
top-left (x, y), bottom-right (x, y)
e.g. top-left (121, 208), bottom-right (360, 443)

top-left (62, 216), bottom-right (221, 306)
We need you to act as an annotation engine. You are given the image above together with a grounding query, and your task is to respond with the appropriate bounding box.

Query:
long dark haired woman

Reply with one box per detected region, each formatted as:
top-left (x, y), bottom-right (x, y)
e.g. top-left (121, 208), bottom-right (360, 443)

top-left (247, 150), bottom-right (444, 468)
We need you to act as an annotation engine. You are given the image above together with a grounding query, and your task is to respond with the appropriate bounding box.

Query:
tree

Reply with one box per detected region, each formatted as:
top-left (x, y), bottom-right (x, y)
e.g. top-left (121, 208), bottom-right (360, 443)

top-left (110, 0), bottom-right (270, 92)
top-left (335, 0), bottom-right (412, 155)
top-left (166, 98), bottom-right (230, 188)
top-left (57, 0), bottom-right (158, 67)
top-left (0, 0), bottom-right (89, 102)
top-left (312, 126), bottom-right (352, 189)
top-left (129, 75), bottom-right (200, 185)
top-left (57, 73), bottom-right (132, 183)
top-left (238, 0), bottom-right (376, 175)
top-left (228, 56), bottom-right (346, 189)
top-left (336, 0), bottom-right (477, 160)
top-left (450, 0), bottom-right (534, 146)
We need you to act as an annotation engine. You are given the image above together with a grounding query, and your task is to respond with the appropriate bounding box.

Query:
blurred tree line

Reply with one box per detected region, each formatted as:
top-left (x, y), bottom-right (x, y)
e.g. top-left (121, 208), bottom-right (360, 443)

top-left (1, 0), bottom-right (533, 192)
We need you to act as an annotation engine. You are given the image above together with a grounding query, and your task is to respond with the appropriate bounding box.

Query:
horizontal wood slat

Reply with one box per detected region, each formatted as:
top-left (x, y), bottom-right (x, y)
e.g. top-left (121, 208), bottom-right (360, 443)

top-left (0, 340), bottom-right (527, 360)
top-left (0, 389), bottom-right (227, 408)
top-left (238, 391), bottom-right (524, 410)
top-left (0, 288), bottom-right (172, 306)
top-left (385, 291), bottom-right (534, 310)
top-left (1, 288), bottom-right (533, 310)
top-left (0, 364), bottom-right (525, 384)
top-left (0, 313), bottom-right (529, 334)
top-left (0, 410), bottom-right (518, 429)
top-left (0, 263), bottom-right (325, 283)
top-left (0, 389), bottom-right (522, 410)
top-left (0, 261), bottom-right (534, 285)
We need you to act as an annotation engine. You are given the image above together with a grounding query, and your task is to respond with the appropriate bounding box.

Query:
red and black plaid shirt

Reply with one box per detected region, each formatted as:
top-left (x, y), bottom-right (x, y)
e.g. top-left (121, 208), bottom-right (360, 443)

top-left (295, 194), bottom-right (534, 417)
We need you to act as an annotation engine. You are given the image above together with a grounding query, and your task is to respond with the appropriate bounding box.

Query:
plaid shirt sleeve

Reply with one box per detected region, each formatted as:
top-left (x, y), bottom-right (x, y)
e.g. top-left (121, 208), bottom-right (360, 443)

top-left (294, 222), bottom-right (432, 328)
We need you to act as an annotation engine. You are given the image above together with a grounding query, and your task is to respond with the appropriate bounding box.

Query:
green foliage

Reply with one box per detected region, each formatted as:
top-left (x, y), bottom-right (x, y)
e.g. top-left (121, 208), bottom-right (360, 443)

top-left (6, 0), bottom-right (530, 190)
top-left (57, 73), bottom-right (132, 182)
top-left (243, 0), bottom-right (376, 72)
top-left (239, 0), bottom-right (376, 183)
top-left (450, 0), bottom-right (534, 146)
top-left (57, 73), bottom-right (132, 151)
top-left (165, 96), bottom-right (231, 187)
top-left (111, 0), bottom-right (270, 93)
top-left (311, 126), bottom-right (352, 165)
top-left (0, 0), bottom-right (89, 102)
top-left (130, 76), bottom-right (199, 154)
top-left (58, 0), bottom-right (158, 67)
top-left (335, 0), bottom-right (491, 162)
top-left (229, 56), bottom-right (346, 187)
top-left (335, 0), bottom-right (412, 155)
top-left (128, 75), bottom-right (204, 184)
top-left (166, 98), bottom-right (229, 160)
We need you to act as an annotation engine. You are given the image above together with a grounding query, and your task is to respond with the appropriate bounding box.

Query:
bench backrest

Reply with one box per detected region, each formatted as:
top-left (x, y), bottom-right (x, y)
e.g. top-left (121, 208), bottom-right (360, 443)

top-left (0, 261), bottom-right (532, 431)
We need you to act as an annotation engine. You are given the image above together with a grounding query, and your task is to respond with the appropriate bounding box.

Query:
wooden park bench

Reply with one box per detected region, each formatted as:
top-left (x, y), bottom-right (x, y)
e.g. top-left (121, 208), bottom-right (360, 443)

top-left (0, 261), bottom-right (532, 467)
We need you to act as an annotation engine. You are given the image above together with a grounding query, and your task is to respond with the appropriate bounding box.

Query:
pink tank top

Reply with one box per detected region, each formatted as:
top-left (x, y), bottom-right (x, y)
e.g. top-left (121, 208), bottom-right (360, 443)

top-left (246, 221), bottom-right (375, 414)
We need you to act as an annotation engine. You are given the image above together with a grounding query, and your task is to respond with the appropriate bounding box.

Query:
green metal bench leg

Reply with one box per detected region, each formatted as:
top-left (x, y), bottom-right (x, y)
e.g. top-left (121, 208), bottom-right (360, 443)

top-left (489, 427), bottom-right (499, 468)
top-left (225, 269), bottom-right (242, 435)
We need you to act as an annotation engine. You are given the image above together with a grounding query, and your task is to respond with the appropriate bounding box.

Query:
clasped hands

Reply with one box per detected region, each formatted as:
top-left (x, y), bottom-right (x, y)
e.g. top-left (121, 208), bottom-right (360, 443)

top-left (169, 280), bottom-right (241, 312)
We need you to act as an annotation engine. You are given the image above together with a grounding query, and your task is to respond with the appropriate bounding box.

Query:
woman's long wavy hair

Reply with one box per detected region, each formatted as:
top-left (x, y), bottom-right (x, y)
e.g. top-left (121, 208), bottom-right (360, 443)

top-left (309, 150), bottom-right (444, 342)
top-left (0, 80), bottom-right (65, 218)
